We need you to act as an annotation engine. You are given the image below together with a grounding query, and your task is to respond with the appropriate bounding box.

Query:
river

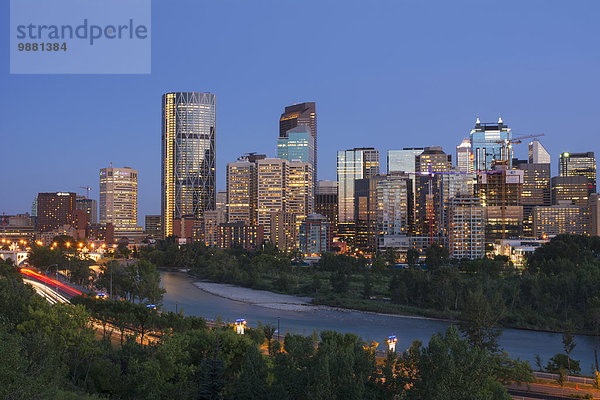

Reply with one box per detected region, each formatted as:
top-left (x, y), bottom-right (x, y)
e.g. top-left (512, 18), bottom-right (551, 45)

top-left (161, 271), bottom-right (600, 374)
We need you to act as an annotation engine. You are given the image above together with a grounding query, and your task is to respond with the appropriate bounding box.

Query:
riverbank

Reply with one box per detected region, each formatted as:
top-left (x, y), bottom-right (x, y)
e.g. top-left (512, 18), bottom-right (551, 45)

top-left (192, 278), bottom-right (453, 323)
top-left (193, 281), bottom-right (320, 312)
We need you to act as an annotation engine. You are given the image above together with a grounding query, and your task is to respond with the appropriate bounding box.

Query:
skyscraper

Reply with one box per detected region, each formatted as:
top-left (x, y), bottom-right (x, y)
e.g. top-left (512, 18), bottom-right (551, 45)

top-left (280, 102), bottom-right (317, 183)
top-left (559, 152), bottom-right (596, 193)
top-left (387, 148), bottom-right (424, 174)
top-left (529, 139), bottom-right (551, 164)
top-left (470, 117), bottom-right (512, 171)
top-left (551, 176), bottom-right (589, 206)
top-left (99, 165), bottom-right (142, 236)
top-left (337, 148), bottom-right (380, 224)
top-left (277, 125), bottom-right (315, 167)
top-left (315, 180), bottom-right (338, 228)
top-left (162, 92), bottom-right (216, 238)
top-left (456, 138), bottom-right (473, 173)
top-left (226, 153), bottom-right (265, 224)
top-left (448, 196), bottom-right (484, 259)
top-left (256, 158), bottom-right (313, 239)
top-left (414, 147), bottom-right (452, 236)
top-left (36, 192), bottom-right (76, 232)
top-left (516, 162), bottom-right (551, 235)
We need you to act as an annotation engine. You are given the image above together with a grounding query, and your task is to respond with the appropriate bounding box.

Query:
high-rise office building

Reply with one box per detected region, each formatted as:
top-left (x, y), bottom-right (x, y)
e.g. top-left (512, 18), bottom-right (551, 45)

top-left (337, 148), bottom-right (380, 224)
top-left (255, 158), bottom-right (313, 240)
top-left (387, 148), bottom-right (424, 174)
top-left (559, 152), bottom-right (596, 193)
top-left (76, 196), bottom-right (98, 225)
top-left (414, 147), bottom-right (452, 236)
top-left (354, 176), bottom-right (381, 253)
top-left (226, 154), bottom-right (265, 224)
top-left (387, 148), bottom-right (424, 233)
top-left (529, 139), bottom-right (551, 164)
top-left (277, 125), bottom-right (315, 167)
top-left (516, 162), bottom-right (551, 235)
top-left (99, 165), bottom-right (142, 235)
top-left (299, 214), bottom-right (333, 257)
top-left (162, 92), bottom-right (216, 238)
top-left (36, 192), bottom-right (76, 232)
top-left (533, 205), bottom-right (590, 237)
top-left (145, 215), bottom-right (162, 239)
top-left (551, 176), bottom-right (589, 206)
top-left (376, 174), bottom-right (411, 241)
top-left (470, 117), bottom-right (512, 171)
top-left (448, 196), bottom-right (484, 259)
top-left (315, 180), bottom-right (338, 228)
top-left (475, 169), bottom-right (524, 240)
top-left (280, 102), bottom-right (317, 183)
top-left (456, 138), bottom-right (473, 173)
top-left (256, 158), bottom-right (288, 238)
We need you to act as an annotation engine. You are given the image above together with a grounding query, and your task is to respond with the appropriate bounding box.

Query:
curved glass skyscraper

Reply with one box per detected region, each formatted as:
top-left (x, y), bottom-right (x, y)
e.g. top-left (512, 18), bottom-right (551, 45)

top-left (162, 92), bottom-right (216, 238)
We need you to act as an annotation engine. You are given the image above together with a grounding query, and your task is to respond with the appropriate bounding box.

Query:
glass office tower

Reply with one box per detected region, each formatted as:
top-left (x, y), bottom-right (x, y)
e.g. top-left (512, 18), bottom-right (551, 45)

top-left (162, 92), bottom-right (216, 237)
top-left (470, 117), bottom-right (511, 171)
top-left (280, 102), bottom-right (317, 183)
top-left (277, 125), bottom-right (315, 167)
top-left (337, 148), bottom-right (379, 224)
top-left (559, 151), bottom-right (596, 193)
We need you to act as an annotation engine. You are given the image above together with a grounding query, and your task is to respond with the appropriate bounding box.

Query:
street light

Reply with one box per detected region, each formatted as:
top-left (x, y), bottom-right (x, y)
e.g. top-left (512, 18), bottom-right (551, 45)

top-left (235, 318), bottom-right (247, 335)
top-left (386, 335), bottom-right (397, 353)
top-left (44, 263), bottom-right (59, 298)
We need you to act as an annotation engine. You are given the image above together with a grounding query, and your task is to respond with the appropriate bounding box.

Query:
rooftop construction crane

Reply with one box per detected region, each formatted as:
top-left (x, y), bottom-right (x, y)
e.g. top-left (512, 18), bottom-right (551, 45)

top-left (79, 186), bottom-right (92, 199)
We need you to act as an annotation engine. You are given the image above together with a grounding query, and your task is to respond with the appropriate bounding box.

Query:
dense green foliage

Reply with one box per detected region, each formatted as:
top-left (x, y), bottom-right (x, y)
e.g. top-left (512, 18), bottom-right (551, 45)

top-left (142, 235), bottom-right (600, 334)
top-left (1, 257), bottom-right (532, 399)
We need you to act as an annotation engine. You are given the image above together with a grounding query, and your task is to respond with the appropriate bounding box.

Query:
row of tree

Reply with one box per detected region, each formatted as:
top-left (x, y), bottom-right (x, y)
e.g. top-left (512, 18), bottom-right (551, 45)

top-left (1, 257), bottom-right (533, 399)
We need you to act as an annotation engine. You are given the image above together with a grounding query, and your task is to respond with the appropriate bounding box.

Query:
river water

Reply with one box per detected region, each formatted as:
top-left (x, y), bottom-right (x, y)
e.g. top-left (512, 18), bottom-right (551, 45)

top-left (161, 271), bottom-right (599, 374)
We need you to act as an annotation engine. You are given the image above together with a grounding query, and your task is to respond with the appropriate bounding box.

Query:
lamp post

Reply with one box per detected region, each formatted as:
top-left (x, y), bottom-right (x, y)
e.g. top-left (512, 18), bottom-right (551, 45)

top-left (277, 317), bottom-right (280, 342)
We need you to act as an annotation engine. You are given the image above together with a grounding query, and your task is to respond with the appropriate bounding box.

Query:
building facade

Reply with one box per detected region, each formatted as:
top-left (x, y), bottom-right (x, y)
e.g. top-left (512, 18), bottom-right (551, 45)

top-left (76, 196), bottom-right (97, 225)
top-left (470, 117), bottom-right (512, 171)
top-left (99, 165), bottom-right (142, 236)
top-left (551, 176), bottom-right (589, 206)
top-left (279, 102), bottom-right (317, 184)
top-left (456, 138), bottom-right (473, 173)
top-left (299, 214), bottom-right (333, 256)
top-left (559, 152), bottom-right (596, 193)
top-left (533, 205), bottom-right (590, 237)
top-left (448, 196), bottom-right (484, 259)
top-left (529, 139), bottom-right (551, 164)
top-left (226, 154), bottom-right (265, 224)
top-left (277, 125), bottom-right (315, 168)
top-left (36, 192), bottom-right (76, 233)
top-left (145, 215), bottom-right (162, 239)
top-left (337, 148), bottom-right (380, 224)
top-left (516, 162), bottom-right (551, 235)
top-left (162, 92), bottom-right (216, 237)
top-left (315, 180), bottom-right (338, 229)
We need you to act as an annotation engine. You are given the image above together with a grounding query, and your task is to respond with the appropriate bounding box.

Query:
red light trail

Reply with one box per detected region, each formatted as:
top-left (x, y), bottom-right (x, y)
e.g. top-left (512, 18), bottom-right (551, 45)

top-left (20, 268), bottom-right (82, 297)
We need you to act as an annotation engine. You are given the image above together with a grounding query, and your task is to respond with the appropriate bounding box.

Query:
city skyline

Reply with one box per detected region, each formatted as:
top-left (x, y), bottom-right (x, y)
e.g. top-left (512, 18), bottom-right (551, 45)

top-left (2, 1), bottom-right (600, 223)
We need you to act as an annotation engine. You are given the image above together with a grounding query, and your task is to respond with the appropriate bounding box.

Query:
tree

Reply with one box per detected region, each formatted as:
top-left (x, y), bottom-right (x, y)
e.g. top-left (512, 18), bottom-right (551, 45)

top-left (383, 247), bottom-right (398, 266)
top-left (403, 326), bottom-right (513, 400)
top-left (562, 326), bottom-right (577, 375)
top-left (362, 273), bottom-right (373, 299)
top-left (406, 248), bottom-right (419, 268)
top-left (228, 346), bottom-right (268, 399)
top-left (459, 289), bottom-right (506, 352)
top-left (425, 243), bottom-right (449, 269)
top-left (197, 338), bottom-right (225, 400)
top-left (545, 353), bottom-right (581, 375)
top-left (262, 324), bottom-right (276, 355)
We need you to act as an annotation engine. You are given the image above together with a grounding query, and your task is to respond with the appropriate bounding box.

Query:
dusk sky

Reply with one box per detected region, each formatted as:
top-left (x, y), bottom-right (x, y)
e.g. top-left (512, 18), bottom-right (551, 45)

top-left (1, 0), bottom-right (599, 225)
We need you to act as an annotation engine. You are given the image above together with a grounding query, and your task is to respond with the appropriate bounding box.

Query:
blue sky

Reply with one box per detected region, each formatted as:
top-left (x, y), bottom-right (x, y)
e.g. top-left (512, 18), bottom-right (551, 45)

top-left (1, 0), bottom-right (599, 225)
